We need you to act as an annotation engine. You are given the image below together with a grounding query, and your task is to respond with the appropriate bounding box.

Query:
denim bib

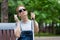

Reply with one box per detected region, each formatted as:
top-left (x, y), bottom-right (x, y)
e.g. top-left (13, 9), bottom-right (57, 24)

top-left (18, 31), bottom-right (33, 40)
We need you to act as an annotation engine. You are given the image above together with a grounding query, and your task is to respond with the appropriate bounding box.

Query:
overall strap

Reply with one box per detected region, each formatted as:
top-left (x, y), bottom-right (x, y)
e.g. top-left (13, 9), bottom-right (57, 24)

top-left (20, 21), bottom-right (22, 31)
top-left (31, 20), bottom-right (33, 31)
top-left (31, 20), bottom-right (34, 31)
top-left (31, 20), bottom-right (35, 40)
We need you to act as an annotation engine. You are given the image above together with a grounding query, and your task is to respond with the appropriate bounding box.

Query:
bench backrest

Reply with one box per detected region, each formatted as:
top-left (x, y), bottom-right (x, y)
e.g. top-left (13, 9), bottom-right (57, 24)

top-left (0, 23), bottom-right (16, 40)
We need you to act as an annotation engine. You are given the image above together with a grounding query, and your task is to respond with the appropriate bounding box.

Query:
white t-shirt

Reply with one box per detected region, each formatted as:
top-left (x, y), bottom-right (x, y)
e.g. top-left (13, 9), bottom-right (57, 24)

top-left (20, 20), bottom-right (32, 31)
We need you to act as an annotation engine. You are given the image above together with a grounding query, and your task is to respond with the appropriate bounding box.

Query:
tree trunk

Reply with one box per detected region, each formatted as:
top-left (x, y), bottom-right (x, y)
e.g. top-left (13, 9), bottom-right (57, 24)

top-left (1, 0), bottom-right (8, 22)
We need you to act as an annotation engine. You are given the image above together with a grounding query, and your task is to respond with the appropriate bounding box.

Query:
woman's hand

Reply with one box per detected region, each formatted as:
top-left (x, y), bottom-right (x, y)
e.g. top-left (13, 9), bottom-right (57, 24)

top-left (14, 14), bottom-right (19, 22)
top-left (31, 12), bottom-right (35, 20)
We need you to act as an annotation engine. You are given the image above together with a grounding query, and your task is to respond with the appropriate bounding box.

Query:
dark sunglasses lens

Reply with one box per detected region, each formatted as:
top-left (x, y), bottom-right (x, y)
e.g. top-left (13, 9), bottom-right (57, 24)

top-left (19, 10), bottom-right (22, 13)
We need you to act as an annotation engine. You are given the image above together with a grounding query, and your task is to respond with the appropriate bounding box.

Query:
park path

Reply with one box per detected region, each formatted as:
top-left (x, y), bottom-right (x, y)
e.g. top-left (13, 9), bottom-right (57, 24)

top-left (35, 36), bottom-right (60, 40)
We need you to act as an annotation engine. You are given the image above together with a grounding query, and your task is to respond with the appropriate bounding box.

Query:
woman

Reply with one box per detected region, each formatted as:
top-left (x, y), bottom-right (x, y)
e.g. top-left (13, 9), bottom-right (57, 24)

top-left (14, 5), bottom-right (39, 40)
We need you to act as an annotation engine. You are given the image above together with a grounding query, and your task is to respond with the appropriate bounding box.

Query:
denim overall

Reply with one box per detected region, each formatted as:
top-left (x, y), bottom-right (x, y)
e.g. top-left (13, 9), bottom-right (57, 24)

top-left (18, 21), bottom-right (33, 40)
top-left (18, 31), bottom-right (33, 40)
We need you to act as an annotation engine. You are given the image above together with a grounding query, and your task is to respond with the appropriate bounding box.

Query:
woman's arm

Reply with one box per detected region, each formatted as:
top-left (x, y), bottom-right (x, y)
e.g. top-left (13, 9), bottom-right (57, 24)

top-left (31, 12), bottom-right (39, 33)
top-left (14, 14), bottom-right (21, 38)
top-left (14, 22), bottom-right (21, 38)
top-left (34, 21), bottom-right (39, 33)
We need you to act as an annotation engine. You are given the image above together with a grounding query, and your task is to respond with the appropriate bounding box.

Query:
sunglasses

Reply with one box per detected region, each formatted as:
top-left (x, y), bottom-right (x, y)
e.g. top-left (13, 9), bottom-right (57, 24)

top-left (18, 9), bottom-right (26, 13)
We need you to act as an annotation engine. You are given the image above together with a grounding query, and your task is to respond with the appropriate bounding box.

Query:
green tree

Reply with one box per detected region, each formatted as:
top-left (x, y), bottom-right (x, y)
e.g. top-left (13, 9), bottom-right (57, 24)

top-left (6, 0), bottom-right (60, 23)
top-left (1, 0), bottom-right (8, 22)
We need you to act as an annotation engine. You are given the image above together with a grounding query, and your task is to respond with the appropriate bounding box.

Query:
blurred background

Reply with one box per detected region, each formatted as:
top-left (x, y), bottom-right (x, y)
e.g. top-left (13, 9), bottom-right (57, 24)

top-left (0, 0), bottom-right (60, 37)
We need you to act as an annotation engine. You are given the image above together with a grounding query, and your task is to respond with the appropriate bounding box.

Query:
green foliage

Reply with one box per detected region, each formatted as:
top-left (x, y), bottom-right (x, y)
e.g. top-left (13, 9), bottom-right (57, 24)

top-left (0, 0), bottom-right (2, 3)
top-left (2, 0), bottom-right (60, 23)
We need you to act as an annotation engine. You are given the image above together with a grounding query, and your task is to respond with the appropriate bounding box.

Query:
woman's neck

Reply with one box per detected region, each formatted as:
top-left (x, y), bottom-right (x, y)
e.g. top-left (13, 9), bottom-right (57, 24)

top-left (21, 16), bottom-right (29, 23)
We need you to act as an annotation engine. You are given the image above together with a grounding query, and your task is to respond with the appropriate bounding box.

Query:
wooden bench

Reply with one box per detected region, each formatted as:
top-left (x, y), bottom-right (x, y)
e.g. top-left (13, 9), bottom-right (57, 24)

top-left (0, 23), bottom-right (16, 40)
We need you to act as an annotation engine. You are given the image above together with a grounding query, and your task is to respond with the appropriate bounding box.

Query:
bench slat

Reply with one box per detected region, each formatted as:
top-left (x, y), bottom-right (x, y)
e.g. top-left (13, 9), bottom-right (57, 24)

top-left (11, 30), bottom-right (16, 40)
top-left (0, 30), bottom-right (3, 40)
top-left (6, 30), bottom-right (10, 40)
top-left (3, 30), bottom-right (7, 40)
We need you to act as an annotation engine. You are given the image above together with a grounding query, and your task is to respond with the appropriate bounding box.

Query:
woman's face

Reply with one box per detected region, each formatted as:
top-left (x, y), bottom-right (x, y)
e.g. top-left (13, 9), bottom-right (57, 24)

top-left (18, 6), bottom-right (28, 18)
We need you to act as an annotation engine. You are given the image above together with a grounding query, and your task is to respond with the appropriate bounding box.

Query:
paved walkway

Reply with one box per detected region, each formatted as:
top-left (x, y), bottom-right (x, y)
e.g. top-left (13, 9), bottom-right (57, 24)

top-left (35, 36), bottom-right (60, 40)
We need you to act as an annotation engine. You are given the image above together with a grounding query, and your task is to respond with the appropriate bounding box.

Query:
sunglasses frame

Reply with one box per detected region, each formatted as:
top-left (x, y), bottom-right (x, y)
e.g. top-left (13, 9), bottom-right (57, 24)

top-left (18, 9), bottom-right (26, 13)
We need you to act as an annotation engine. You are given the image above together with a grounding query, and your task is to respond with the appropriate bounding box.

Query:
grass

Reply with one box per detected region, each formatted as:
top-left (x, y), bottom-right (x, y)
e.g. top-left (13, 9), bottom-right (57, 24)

top-left (35, 32), bottom-right (60, 37)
